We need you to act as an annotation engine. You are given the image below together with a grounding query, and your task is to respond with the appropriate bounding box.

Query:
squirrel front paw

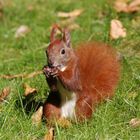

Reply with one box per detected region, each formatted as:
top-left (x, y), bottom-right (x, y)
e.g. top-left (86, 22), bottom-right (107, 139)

top-left (43, 65), bottom-right (58, 77)
top-left (43, 65), bottom-right (52, 77)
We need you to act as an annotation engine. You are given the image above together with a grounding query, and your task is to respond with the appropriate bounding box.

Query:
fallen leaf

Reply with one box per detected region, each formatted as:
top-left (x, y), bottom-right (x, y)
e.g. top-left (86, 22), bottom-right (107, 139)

top-left (56, 118), bottom-right (72, 128)
top-left (110, 19), bottom-right (126, 39)
top-left (23, 83), bottom-right (37, 96)
top-left (114, 0), bottom-right (128, 12)
top-left (1, 0), bottom-right (13, 7)
top-left (44, 128), bottom-right (54, 140)
top-left (114, 0), bottom-right (140, 13)
top-left (0, 70), bottom-right (43, 79)
top-left (31, 106), bottom-right (43, 125)
top-left (59, 17), bottom-right (80, 31)
top-left (27, 4), bottom-right (34, 11)
top-left (57, 9), bottom-right (83, 18)
top-left (129, 118), bottom-right (140, 128)
top-left (128, 0), bottom-right (140, 12)
top-left (0, 87), bottom-right (11, 102)
top-left (15, 25), bottom-right (31, 38)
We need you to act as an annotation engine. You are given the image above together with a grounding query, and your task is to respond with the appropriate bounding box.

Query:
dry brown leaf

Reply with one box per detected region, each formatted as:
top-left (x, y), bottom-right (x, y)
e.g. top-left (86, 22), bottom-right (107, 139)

top-left (114, 0), bottom-right (140, 13)
top-left (31, 106), bottom-right (43, 125)
top-left (0, 87), bottom-right (11, 102)
top-left (23, 83), bottom-right (37, 96)
top-left (44, 128), bottom-right (54, 140)
top-left (59, 17), bottom-right (80, 31)
top-left (110, 19), bottom-right (126, 39)
top-left (128, 0), bottom-right (140, 12)
top-left (129, 0), bottom-right (140, 7)
top-left (27, 5), bottom-right (34, 11)
top-left (15, 25), bottom-right (31, 38)
top-left (57, 9), bottom-right (83, 18)
top-left (0, 0), bottom-right (13, 7)
top-left (56, 118), bottom-right (72, 128)
top-left (0, 70), bottom-right (43, 79)
top-left (114, 0), bottom-right (128, 12)
top-left (129, 118), bottom-right (140, 128)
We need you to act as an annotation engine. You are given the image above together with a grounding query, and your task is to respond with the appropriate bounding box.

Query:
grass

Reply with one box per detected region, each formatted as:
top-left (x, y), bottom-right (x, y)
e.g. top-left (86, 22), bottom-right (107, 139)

top-left (0, 0), bottom-right (140, 139)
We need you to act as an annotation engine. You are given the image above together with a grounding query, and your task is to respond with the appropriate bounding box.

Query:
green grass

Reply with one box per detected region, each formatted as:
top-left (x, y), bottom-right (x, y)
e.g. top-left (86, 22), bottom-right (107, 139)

top-left (0, 0), bottom-right (140, 139)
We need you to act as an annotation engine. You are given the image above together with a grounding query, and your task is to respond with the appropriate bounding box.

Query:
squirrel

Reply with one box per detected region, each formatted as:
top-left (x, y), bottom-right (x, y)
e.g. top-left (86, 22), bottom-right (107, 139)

top-left (43, 25), bottom-right (120, 122)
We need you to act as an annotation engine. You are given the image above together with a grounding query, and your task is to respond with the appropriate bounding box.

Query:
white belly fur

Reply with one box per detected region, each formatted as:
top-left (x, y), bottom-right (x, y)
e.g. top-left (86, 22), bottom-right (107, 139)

top-left (57, 80), bottom-right (76, 119)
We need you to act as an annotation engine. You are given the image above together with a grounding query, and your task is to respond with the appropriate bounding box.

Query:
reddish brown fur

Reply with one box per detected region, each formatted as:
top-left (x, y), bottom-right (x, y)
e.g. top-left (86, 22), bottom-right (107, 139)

top-left (44, 42), bottom-right (120, 121)
top-left (43, 26), bottom-right (120, 122)
top-left (75, 42), bottom-right (120, 103)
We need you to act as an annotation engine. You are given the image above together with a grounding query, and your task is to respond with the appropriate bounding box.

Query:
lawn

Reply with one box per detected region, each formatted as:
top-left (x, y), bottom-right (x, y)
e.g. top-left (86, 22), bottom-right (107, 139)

top-left (0, 0), bottom-right (140, 139)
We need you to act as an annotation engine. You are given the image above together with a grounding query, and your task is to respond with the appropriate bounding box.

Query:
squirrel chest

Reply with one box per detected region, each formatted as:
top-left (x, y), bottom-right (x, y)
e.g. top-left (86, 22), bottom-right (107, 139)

top-left (57, 80), bottom-right (77, 119)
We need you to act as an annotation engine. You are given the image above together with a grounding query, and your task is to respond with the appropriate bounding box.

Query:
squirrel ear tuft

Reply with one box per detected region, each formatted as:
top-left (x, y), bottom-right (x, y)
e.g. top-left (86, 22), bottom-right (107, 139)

top-left (50, 24), bottom-right (62, 42)
top-left (63, 29), bottom-right (71, 48)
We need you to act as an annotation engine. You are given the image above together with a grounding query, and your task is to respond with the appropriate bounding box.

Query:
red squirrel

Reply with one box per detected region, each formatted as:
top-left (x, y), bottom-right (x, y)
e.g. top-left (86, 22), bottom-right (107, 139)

top-left (43, 25), bottom-right (120, 122)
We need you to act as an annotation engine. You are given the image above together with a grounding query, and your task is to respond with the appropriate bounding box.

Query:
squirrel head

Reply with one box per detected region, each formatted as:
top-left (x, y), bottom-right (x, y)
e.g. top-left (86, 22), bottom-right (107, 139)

top-left (46, 25), bottom-right (75, 72)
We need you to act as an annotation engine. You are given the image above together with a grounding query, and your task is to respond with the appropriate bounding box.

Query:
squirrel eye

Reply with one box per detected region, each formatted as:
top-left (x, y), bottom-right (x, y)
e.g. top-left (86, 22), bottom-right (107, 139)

top-left (60, 49), bottom-right (65, 55)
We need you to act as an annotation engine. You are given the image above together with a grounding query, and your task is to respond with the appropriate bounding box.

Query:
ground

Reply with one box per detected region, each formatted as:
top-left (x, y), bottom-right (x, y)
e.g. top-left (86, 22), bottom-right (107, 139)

top-left (0, 0), bottom-right (140, 139)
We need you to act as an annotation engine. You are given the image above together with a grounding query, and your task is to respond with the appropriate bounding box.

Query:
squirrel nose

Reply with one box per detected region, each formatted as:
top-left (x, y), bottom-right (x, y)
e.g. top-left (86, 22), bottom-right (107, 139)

top-left (48, 58), bottom-right (57, 68)
top-left (48, 61), bottom-right (54, 67)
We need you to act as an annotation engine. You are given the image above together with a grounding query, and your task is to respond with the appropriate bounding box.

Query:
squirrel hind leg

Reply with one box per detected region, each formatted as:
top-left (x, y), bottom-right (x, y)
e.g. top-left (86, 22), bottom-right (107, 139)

top-left (75, 95), bottom-right (94, 121)
top-left (43, 88), bottom-right (73, 127)
top-left (43, 91), bottom-right (61, 122)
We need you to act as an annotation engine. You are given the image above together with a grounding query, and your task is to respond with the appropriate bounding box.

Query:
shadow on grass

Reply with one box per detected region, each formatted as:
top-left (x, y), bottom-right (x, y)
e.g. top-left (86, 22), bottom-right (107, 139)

top-left (15, 93), bottom-right (44, 115)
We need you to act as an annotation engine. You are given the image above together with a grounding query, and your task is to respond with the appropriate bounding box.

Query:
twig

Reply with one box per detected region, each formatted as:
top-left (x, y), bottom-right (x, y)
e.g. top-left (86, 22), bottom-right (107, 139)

top-left (0, 70), bottom-right (43, 80)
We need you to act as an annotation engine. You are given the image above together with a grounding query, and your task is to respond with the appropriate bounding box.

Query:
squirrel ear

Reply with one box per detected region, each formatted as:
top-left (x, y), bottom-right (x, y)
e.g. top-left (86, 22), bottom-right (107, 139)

top-left (50, 24), bottom-right (62, 42)
top-left (63, 29), bottom-right (71, 48)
